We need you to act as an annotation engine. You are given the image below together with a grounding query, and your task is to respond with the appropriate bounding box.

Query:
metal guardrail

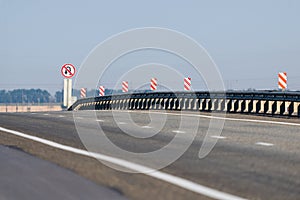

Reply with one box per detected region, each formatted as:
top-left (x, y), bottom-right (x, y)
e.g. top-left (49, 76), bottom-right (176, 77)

top-left (68, 91), bottom-right (300, 117)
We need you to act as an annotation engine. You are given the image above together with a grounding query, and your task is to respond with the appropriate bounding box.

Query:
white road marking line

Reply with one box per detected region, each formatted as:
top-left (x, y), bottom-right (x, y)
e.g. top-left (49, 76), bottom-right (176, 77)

top-left (96, 119), bottom-right (105, 122)
top-left (76, 117), bottom-right (84, 119)
top-left (210, 136), bottom-right (226, 139)
top-left (117, 122), bottom-right (127, 125)
top-left (58, 115), bottom-right (64, 118)
top-left (43, 113), bottom-right (49, 116)
top-left (255, 142), bottom-right (274, 147)
top-left (0, 126), bottom-right (246, 200)
top-left (141, 126), bottom-right (152, 129)
top-left (172, 130), bottom-right (186, 134)
top-left (103, 110), bottom-right (300, 127)
top-left (30, 113), bottom-right (37, 115)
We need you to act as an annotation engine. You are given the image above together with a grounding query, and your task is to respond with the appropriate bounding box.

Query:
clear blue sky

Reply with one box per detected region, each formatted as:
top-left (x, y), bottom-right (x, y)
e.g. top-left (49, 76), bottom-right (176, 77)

top-left (1, 0), bottom-right (300, 94)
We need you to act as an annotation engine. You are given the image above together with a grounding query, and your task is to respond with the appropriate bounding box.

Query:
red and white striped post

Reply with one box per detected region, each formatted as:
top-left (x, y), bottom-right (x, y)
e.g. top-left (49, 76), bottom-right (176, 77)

top-left (184, 77), bottom-right (191, 91)
top-left (80, 88), bottom-right (86, 98)
top-left (99, 86), bottom-right (105, 96)
top-left (150, 78), bottom-right (157, 91)
top-left (278, 72), bottom-right (287, 90)
top-left (122, 81), bottom-right (128, 93)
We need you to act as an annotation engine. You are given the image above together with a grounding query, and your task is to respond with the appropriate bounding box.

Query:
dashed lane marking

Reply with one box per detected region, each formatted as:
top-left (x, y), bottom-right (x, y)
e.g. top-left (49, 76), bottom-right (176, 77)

top-left (141, 126), bottom-right (152, 129)
top-left (255, 142), bottom-right (274, 147)
top-left (210, 136), bottom-right (226, 139)
top-left (172, 130), bottom-right (186, 134)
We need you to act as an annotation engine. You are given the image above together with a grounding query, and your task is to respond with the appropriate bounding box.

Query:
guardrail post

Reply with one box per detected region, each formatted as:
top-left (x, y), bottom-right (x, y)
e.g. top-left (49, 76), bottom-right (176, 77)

top-left (185, 98), bottom-right (192, 110)
top-left (258, 100), bottom-right (266, 114)
top-left (189, 98), bottom-right (195, 110)
top-left (187, 98), bottom-right (192, 110)
top-left (118, 99), bottom-right (122, 110)
top-left (108, 100), bottom-right (112, 110)
top-left (99, 101), bottom-right (102, 110)
top-left (251, 100), bottom-right (259, 113)
top-left (153, 98), bottom-right (158, 109)
top-left (266, 101), bottom-right (275, 115)
top-left (178, 98), bottom-right (183, 110)
top-left (274, 101), bottom-right (283, 115)
top-left (158, 98), bottom-right (164, 110)
top-left (198, 99), bottom-right (204, 111)
top-left (144, 98), bottom-right (149, 110)
top-left (121, 99), bottom-right (127, 110)
top-left (102, 101), bottom-right (106, 110)
top-left (184, 98), bottom-right (189, 110)
top-left (216, 99), bottom-right (223, 111)
top-left (204, 99), bottom-right (211, 111)
top-left (223, 99), bottom-right (230, 112)
top-left (283, 101), bottom-right (291, 116)
top-left (164, 98), bottom-right (169, 110)
top-left (211, 99), bottom-right (217, 111)
top-left (119, 99), bottom-right (123, 109)
top-left (111, 100), bottom-right (115, 110)
top-left (236, 100), bottom-right (244, 113)
top-left (115, 99), bottom-right (119, 109)
top-left (140, 99), bottom-right (145, 109)
top-left (244, 100), bottom-right (251, 113)
top-left (155, 98), bottom-right (160, 109)
top-left (136, 99), bottom-right (141, 109)
top-left (292, 102), bottom-right (300, 116)
top-left (123, 99), bottom-right (128, 110)
top-left (230, 99), bottom-right (237, 112)
top-left (168, 98), bottom-right (174, 110)
top-left (172, 98), bottom-right (178, 110)
top-left (110, 100), bottom-right (115, 109)
top-left (128, 99), bottom-right (134, 110)
top-left (193, 99), bottom-right (199, 110)
top-left (134, 99), bottom-right (138, 109)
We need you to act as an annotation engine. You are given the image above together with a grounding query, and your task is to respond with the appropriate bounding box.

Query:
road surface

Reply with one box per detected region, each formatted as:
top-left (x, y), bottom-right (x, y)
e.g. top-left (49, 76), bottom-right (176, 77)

top-left (0, 110), bottom-right (299, 200)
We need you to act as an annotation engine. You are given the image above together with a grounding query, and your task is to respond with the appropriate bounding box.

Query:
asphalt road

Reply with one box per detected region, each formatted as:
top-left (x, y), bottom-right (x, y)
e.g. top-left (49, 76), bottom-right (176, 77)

top-left (0, 145), bottom-right (127, 200)
top-left (0, 110), bottom-right (299, 200)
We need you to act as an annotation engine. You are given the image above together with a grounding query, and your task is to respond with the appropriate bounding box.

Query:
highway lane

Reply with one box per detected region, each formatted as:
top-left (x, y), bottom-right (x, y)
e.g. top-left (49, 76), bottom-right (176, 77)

top-left (0, 145), bottom-right (127, 200)
top-left (0, 110), bottom-right (299, 200)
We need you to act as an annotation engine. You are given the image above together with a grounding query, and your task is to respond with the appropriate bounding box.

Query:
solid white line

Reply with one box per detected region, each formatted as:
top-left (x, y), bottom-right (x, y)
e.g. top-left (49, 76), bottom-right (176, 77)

top-left (105, 110), bottom-right (300, 127)
top-left (172, 130), bottom-right (186, 134)
top-left (96, 119), bottom-right (105, 122)
top-left (43, 113), bottom-right (49, 116)
top-left (117, 122), bottom-right (127, 125)
top-left (0, 126), bottom-right (246, 200)
top-left (255, 142), bottom-right (274, 147)
top-left (210, 136), bottom-right (226, 139)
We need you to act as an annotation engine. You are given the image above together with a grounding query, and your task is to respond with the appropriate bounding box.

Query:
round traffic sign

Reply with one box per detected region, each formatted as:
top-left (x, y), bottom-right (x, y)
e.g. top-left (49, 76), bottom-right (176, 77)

top-left (61, 64), bottom-right (76, 78)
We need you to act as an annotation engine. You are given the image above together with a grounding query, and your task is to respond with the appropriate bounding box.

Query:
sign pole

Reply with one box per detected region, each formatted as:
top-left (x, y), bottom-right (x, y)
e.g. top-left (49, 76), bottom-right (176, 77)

top-left (63, 79), bottom-right (72, 108)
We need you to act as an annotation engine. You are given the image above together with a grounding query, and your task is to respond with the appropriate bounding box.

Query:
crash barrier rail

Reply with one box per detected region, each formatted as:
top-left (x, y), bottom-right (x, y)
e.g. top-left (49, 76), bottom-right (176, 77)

top-left (68, 91), bottom-right (300, 117)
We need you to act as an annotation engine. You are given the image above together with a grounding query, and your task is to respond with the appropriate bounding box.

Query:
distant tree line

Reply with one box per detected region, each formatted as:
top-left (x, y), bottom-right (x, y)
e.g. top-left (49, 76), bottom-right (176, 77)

top-left (0, 88), bottom-right (153, 104)
top-left (0, 89), bottom-right (52, 104)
